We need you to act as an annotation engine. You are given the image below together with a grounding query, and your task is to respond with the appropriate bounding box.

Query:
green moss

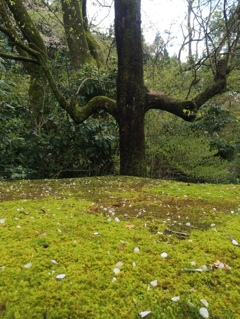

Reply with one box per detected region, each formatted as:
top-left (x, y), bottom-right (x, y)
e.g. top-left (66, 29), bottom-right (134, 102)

top-left (0, 177), bottom-right (240, 318)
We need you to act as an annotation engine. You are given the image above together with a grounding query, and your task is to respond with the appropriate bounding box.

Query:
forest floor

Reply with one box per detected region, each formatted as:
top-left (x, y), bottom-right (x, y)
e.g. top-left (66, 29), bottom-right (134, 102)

top-left (0, 176), bottom-right (240, 319)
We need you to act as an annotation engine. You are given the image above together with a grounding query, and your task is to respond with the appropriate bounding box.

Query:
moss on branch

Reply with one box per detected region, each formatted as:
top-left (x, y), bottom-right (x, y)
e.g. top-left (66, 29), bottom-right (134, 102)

top-left (66, 96), bottom-right (117, 124)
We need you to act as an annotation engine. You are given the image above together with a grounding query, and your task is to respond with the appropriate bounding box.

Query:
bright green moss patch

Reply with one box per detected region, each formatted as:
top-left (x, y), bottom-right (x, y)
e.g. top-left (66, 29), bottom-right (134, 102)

top-left (0, 177), bottom-right (240, 318)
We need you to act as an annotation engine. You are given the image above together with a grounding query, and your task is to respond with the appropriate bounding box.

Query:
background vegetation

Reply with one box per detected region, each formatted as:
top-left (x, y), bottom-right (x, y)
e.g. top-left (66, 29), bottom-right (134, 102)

top-left (0, 1), bottom-right (239, 182)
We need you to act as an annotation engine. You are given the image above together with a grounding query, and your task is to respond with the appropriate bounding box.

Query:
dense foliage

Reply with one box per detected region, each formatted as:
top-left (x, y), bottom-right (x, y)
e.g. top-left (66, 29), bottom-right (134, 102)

top-left (0, 0), bottom-right (239, 182)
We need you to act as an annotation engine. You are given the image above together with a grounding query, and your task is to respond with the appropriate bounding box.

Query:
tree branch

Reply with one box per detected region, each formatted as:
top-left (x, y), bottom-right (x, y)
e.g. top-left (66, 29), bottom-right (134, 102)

top-left (0, 51), bottom-right (39, 64)
top-left (145, 90), bottom-right (198, 122)
top-left (192, 59), bottom-right (227, 107)
top-left (66, 95), bottom-right (117, 124)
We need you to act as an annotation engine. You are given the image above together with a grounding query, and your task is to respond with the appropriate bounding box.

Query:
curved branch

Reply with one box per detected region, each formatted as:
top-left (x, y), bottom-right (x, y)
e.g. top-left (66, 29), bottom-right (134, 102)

top-left (145, 90), bottom-right (198, 122)
top-left (66, 95), bottom-right (118, 124)
top-left (192, 60), bottom-right (227, 108)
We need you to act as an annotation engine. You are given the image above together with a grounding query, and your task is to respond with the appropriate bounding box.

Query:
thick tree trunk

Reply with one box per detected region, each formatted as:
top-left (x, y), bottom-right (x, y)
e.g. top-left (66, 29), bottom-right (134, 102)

top-left (115, 0), bottom-right (147, 176)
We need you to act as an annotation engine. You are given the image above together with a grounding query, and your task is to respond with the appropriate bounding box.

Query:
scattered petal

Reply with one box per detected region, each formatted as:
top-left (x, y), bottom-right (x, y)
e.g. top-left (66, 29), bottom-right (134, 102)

top-left (116, 261), bottom-right (123, 268)
top-left (200, 299), bottom-right (209, 308)
top-left (132, 262), bottom-right (136, 267)
top-left (94, 232), bottom-right (99, 235)
top-left (24, 263), bottom-right (32, 269)
top-left (134, 247), bottom-right (140, 253)
top-left (0, 218), bottom-right (5, 224)
top-left (56, 274), bottom-right (66, 279)
top-left (150, 280), bottom-right (158, 287)
top-left (139, 311), bottom-right (151, 318)
top-left (115, 217), bottom-right (120, 222)
top-left (199, 307), bottom-right (209, 318)
top-left (210, 223), bottom-right (216, 227)
top-left (113, 268), bottom-right (120, 274)
top-left (161, 252), bottom-right (168, 258)
top-left (171, 296), bottom-right (180, 302)
top-left (16, 225), bottom-right (21, 229)
top-left (232, 239), bottom-right (238, 246)
top-left (51, 259), bottom-right (58, 264)
top-left (186, 222), bottom-right (191, 227)
top-left (112, 277), bottom-right (117, 282)
top-left (191, 261), bottom-right (196, 266)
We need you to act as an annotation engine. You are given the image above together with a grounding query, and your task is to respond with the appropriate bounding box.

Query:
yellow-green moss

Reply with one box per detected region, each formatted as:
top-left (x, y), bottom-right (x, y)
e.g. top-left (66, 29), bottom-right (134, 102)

top-left (0, 177), bottom-right (239, 318)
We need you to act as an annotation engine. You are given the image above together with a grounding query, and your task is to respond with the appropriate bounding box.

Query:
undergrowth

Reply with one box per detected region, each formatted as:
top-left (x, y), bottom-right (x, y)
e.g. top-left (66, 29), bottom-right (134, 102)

top-left (0, 176), bottom-right (239, 318)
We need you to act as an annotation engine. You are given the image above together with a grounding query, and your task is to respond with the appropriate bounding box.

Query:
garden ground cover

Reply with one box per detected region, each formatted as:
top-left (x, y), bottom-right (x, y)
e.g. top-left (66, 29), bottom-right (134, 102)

top-left (0, 176), bottom-right (240, 318)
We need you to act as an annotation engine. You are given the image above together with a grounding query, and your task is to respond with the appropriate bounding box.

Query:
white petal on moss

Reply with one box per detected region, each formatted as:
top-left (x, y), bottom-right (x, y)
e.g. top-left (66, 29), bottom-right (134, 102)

top-left (150, 280), bottom-right (158, 287)
top-left (132, 262), bottom-right (136, 267)
top-left (0, 218), bottom-right (5, 224)
top-left (232, 239), bottom-right (238, 246)
top-left (112, 277), bottom-right (117, 282)
top-left (51, 259), bottom-right (58, 264)
top-left (171, 296), bottom-right (180, 302)
top-left (161, 252), bottom-right (168, 258)
top-left (139, 310), bottom-right (151, 317)
top-left (134, 247), bottom-right (140, 253)
top-left (56, 274), bottom-right (66, 279)
top-left (186, 222), bottom-right (191, 227)
top-left (199, 307), bottom-right (209, 318)
top-left (200, 299), bottom-right (209, 308)
top-left (113, 267), bottom-right (120, 274)
top-left (24, 263), bottom-right (32, 269)
top-left (218, 262), bottom-right (225, 269)
top-left (115, 217), bottom-right (120, 222)
top-left (116, 261), bottom-right (123, 268)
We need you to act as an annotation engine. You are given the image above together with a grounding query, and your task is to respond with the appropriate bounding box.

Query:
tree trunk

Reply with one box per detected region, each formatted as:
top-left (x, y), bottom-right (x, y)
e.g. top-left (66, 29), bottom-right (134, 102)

top-left (115, 0), bottom-right (147, 176)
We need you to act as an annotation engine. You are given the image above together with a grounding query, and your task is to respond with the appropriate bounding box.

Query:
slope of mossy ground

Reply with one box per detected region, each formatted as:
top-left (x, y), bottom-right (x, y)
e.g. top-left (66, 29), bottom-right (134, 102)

top-left (0, 176), bottom-right (239, 319)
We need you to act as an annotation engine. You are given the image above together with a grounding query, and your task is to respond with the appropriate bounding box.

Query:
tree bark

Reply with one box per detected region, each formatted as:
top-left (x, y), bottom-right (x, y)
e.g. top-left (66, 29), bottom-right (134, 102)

top-left (115, 0), bottom-right (147, 176)
top-left (61, 0), bottom-right (93, 69)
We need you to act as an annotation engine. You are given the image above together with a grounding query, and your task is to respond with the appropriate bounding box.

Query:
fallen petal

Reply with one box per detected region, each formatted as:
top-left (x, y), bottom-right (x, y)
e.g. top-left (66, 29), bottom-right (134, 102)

top-left (0, 218), bottom-right (5, 224)
top-left (24, 263), bottom-right (32, 269)
top-left (161, 252), bottom-right (168, 258)
top-left (171, 296), bottom-right (180, 302)
top-left (113, 268), bottom-right (120, 274)
top-left (115, 217), bottom-right (120, 222)
top-left (51, 259), bottom-right (58, 264)
top-left (134, 247), bottom-right (140, 253)
top-left (150, 280), bottom-right (158, 287)
top-left (139, 311), bottom-right (151, 318)
top-left (232, 239), bottom-right (238, 246)
top-left (200, 299), bottom-right (209, 308)
top-left (199, 307), bottom-right (209, 318)
top-left (56, 274), bottom-right (66, 279)
top-left (116, 261), bottom-right (123, 268)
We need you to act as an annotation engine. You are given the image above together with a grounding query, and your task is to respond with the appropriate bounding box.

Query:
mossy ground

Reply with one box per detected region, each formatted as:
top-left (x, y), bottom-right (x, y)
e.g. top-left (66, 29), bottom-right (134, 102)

top-left (0, 176), bottom-right (240, 319)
